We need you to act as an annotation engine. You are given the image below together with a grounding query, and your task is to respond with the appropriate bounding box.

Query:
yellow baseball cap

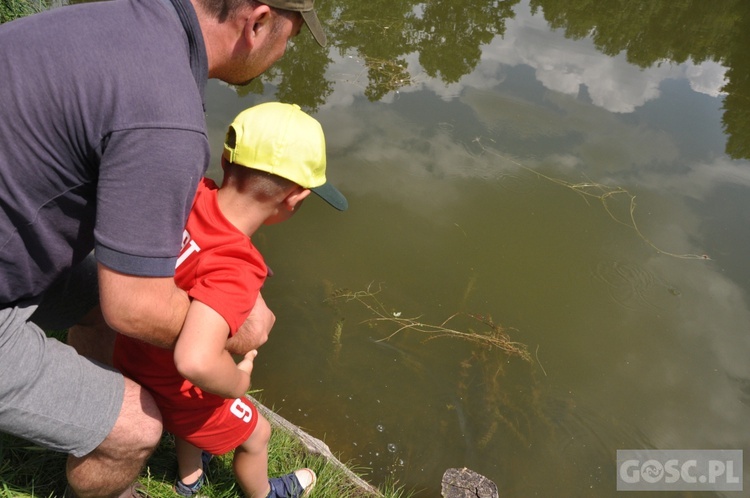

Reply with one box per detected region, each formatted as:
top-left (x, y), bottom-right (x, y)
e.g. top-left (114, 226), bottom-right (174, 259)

top-left (222, 102), bottom-right (347, 211)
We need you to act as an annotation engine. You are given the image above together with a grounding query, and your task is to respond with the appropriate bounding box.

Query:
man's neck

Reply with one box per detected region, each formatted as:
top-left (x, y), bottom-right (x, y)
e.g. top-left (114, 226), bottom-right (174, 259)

top-left (189, 0), bottom-right (244, 79)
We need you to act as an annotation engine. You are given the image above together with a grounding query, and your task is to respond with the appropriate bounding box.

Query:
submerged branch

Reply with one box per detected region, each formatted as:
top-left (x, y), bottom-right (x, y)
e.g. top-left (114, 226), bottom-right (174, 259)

top-left (477, 139), bottom-right (711, 261)
top-left (328, 284), bottom-right (531, 362)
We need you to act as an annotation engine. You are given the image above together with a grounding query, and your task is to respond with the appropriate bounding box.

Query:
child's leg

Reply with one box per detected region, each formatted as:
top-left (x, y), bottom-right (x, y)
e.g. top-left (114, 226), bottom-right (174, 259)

top-left (233, 413), bottom-right (272, 498)
top-left (175, 437), bottom-right (205, 486)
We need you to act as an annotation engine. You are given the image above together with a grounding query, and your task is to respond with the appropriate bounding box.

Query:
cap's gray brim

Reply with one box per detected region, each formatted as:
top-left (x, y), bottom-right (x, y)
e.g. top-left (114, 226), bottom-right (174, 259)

top-left (312, 183), bottom-right (348, 211)
top-left (301, 10), bottom-right (326, 47)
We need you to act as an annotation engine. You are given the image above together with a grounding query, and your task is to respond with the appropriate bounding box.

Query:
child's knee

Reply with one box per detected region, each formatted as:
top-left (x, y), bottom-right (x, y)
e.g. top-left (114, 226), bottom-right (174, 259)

top-left (254, 414), bottom-right (271, 444)
top-left (241, 413), bottom-right (271, 453)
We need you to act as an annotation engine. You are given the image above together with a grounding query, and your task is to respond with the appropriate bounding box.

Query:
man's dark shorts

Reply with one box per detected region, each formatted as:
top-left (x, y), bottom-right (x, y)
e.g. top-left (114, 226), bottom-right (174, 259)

top-left (0, 255), bottom-right (124, 457)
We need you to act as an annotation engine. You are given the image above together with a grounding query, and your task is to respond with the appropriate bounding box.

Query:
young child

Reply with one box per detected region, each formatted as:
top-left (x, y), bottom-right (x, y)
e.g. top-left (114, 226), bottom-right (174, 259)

top-left (113, 102), bottom-right (348, 498)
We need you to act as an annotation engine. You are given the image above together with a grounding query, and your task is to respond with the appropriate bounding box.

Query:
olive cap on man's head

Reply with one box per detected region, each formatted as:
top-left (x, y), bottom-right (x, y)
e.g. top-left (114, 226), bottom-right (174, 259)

top-left (223, 102), bottom-right (348, 211)
top-left (261, 0), bottom-right (326, 47)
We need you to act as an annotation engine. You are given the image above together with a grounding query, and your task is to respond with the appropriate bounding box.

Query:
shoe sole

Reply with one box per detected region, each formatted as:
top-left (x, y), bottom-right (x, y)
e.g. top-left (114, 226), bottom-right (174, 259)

top-left (296, 468), bottom-right (317, 497)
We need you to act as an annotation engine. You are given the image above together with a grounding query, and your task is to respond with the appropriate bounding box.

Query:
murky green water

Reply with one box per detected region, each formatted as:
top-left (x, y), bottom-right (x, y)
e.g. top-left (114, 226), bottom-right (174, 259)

top-left (201, 0), bottom-right (750, 496)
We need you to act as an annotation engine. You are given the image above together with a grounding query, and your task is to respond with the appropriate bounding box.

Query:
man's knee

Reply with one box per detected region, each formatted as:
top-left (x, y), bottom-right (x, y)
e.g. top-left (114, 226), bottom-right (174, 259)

top-left (65, 379), bottom-right (162, 498)
top-left (101, 378), bottom-right (163, 457)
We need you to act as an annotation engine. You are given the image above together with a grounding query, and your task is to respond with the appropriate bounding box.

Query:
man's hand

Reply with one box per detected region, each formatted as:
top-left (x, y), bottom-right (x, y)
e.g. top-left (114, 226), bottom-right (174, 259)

top-left (225, 293), bottom-right (275, 355)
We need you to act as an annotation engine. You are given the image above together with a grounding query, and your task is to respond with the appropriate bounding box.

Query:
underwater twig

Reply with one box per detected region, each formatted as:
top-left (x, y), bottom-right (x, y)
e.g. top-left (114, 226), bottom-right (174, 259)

top-left (475, 138), bottom-right (710, 261)
top-left (328, 283), bottom-right (531, 362)
top-left (535, 344), bottom-right (547, 377)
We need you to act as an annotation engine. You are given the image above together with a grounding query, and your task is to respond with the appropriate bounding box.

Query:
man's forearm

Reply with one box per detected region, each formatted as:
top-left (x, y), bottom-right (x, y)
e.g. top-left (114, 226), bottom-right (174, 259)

top-left (124, 285), bottom-right (189, 348)
top-left (98, 264), bottom-right (190, 348)
top-left (225, 293), bottom-right (275, 354)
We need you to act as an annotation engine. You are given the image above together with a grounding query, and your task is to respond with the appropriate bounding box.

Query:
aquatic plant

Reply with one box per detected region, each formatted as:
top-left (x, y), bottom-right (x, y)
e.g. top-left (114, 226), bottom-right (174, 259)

top-left (473, 137), bottom-right (711, 261)
top-left (327, 282), bottom-right (531, 361)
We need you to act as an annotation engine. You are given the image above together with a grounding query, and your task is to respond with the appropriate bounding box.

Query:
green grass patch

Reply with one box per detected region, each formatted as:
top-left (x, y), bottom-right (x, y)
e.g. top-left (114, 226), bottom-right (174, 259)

top-left (0, 428), bottom-right (410, 497)
top-left (1, 334), bottom-right (410, 497)
top-left (0, 0), bottom-right (45, 24)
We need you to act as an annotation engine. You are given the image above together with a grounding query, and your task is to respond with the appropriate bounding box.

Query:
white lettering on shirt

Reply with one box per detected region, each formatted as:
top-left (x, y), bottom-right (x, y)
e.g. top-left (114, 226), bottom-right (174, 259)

top-left (176, 229), bottom-right (201, 269)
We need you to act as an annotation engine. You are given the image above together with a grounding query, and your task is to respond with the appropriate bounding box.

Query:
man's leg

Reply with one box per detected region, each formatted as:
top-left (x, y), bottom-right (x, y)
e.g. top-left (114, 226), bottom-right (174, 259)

top-left (67, 305), bottom-right (117, 366)
top-left (66, 377), bottom-right (162, 498)
top-left (1, 287), bottom-right (162, 497)
top-left (27, 255), bottom-right (163, 496)
top-left (4, 254), bottom-right (163, 496)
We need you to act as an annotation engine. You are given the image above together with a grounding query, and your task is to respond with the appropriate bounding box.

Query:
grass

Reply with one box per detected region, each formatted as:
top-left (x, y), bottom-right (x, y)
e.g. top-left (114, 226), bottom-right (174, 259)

top-left (0, 325), bottom-right (411, 497)
top-left (0, 0), bottom-right (45, 24)
top-left (0, 321), bottom-right (410, 498)
top-left (0, 330), bottom-right (411, 497)
top-left (0, 403), bottom-right (411, 498)
top-left (0, 433), bottom-right (408, 498)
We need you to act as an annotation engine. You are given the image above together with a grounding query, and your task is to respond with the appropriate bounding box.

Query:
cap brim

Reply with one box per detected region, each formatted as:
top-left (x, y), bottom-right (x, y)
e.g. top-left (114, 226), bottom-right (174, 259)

top-left (312, 182), bottom-right (348, 211)
top-left (301, 10), bottom-right (327, 47)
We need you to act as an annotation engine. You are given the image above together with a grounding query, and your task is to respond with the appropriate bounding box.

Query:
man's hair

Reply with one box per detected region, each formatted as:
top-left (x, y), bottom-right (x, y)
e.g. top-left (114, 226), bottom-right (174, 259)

top-left (222, 159), bottom-right (296, 201)
top-left (194, 0), bottom-right (258, 22)
top-left (196, 0), bottom-right (296, 24)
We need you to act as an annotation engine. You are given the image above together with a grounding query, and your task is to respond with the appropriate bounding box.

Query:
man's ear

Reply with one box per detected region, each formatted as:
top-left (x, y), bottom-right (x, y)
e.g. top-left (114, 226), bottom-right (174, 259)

top-left (242, 3), bottom-right (273, 50)
top-left (284, 187), bottom-right (312, 211)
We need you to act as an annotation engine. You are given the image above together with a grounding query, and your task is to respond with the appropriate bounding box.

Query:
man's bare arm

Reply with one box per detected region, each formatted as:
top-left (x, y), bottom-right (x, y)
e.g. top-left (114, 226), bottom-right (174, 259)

top-left (98, 263), bottom-right (190, 348)
top-left (225, 293), bottom-right (275, 355)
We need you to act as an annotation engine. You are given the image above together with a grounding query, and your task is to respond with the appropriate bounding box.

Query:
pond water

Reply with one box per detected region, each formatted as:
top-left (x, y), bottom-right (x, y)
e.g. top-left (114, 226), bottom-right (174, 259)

top-left (200, 0), bottom-right (750, 496)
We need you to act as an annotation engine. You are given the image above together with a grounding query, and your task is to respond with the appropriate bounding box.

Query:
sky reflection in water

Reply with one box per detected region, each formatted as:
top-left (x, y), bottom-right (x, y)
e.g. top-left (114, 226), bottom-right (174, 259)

top-left (203, 1), bottom-right (750, 496)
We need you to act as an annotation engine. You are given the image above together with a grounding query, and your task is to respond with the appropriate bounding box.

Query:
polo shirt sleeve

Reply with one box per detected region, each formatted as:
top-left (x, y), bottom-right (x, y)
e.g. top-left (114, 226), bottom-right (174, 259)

top-left (94, 127), bottom-right (209, 277)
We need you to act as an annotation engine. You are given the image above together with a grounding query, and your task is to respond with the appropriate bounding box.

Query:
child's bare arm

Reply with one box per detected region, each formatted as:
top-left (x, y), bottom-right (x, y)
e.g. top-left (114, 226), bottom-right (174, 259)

top-left (174, 300), bottom-right (252, 399)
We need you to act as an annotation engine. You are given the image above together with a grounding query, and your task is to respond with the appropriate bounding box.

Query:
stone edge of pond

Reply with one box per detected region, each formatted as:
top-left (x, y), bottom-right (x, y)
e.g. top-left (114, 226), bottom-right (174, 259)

top-left (249, 395), bottom-right (500, 498)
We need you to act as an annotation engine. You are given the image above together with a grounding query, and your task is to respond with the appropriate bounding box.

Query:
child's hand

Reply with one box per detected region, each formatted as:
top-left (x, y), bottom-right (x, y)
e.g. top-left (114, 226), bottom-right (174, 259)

top-left (237, 349), bottom-right (258, 377)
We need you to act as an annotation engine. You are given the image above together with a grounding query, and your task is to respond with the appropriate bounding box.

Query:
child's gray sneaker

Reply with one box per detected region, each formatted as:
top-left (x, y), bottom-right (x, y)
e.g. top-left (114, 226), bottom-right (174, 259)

top-left (266, 468), bottom-right (316, 498)
top-left (174, 451), bottom-right (213, 497)
top-left (174, 473), bottom-right (205, 498)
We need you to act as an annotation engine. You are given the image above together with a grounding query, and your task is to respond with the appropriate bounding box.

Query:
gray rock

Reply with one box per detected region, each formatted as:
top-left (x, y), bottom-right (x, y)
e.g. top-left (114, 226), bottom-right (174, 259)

top-left (441, 467), bottom-right (499, 498)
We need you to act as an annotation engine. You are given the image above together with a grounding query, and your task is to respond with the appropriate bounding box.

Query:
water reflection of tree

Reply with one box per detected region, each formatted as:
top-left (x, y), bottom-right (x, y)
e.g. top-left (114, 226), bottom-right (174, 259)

top-left (252, 0), bottom-right (519, 107)
top-left (235, 33), bottom-right (334, 112)
top-left (721, 1), bottom-right (750, 160)
top-left (50, 0), bottom-right (750, 157)
top-left (528, 0), bottom-right (737, 67)
top-left (254, 0), bottom-right (750, 158)
top-left (529, 0), bottom-right (750, 159)
top-left (416, 0), bottom-right (518, 84)
top-left (329, 2), bottom-right (418, 101)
